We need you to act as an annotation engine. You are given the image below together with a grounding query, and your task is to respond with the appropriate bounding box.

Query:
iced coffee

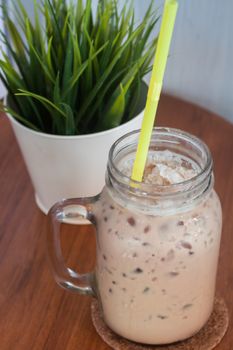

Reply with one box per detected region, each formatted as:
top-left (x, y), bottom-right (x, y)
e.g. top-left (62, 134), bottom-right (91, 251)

top-left (94, 134), bottom-right (222, 345)
top-left (48, 128), bottom-right (222, 345)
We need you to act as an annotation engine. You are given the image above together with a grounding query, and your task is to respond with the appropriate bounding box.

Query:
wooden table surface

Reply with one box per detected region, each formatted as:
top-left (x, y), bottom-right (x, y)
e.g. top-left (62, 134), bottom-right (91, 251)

top-left (0, 95), bottom-right (233, 350)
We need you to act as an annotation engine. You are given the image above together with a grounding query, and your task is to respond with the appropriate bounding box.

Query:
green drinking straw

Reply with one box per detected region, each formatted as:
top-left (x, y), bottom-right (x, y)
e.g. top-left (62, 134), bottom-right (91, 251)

top-left (131, 0), bottom-right (178, 182)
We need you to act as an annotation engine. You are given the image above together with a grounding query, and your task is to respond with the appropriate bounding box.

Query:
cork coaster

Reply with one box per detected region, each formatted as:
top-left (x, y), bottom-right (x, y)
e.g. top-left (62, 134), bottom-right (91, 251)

top-left (91, 297), bottom-right (229, 350)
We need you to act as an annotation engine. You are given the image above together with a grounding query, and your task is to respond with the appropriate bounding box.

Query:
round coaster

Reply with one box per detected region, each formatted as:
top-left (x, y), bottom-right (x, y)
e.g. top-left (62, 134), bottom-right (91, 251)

top-left (91, 297), bottom-right (229, 350)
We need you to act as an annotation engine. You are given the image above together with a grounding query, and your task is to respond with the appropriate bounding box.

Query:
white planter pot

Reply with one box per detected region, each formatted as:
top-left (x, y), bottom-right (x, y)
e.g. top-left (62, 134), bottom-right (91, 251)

top-left (9, 108), bottom-right (144, 214)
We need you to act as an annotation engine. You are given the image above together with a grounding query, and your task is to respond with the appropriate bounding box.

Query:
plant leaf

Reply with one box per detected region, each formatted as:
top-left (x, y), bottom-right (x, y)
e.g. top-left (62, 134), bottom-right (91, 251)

top-left (63, 40), bottom-right (109, 98)
top-left (2, 105), bottom-right (40, 131)
top-left (100, 83), bottom-right (125, 130)
top-left (60, 103), bottom-right (76, 135)
top-left (16, 89), bottom-right (66, 117)
top-left (78, 23), bottom-right (146, 125)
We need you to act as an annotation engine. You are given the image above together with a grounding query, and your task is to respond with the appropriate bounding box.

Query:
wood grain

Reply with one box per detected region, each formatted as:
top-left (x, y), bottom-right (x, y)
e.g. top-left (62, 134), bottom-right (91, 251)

top-left (0, 95), bottom-right (232, 350)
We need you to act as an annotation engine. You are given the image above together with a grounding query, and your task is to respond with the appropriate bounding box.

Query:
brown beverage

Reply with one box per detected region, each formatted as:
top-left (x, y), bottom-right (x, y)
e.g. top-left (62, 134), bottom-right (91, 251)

top-left (95, 150), bottom-right (221, 344)
top-left (48, 128), bottom-right (222, 345)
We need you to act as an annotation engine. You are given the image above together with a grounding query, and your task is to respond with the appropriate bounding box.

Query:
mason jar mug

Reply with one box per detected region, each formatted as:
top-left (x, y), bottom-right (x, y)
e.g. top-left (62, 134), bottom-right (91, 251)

top-left (47, 128), bottom-right (222, 345)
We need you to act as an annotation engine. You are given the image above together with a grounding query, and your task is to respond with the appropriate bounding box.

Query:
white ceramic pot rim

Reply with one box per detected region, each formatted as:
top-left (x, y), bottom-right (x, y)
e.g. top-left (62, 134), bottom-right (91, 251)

top-left (7, 111), bottom-right (143, 140)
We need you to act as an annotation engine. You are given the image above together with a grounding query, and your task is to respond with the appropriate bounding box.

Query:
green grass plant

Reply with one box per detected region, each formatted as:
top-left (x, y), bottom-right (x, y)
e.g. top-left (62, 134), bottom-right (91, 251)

top-left (0, 0), bottom-right (159, 135)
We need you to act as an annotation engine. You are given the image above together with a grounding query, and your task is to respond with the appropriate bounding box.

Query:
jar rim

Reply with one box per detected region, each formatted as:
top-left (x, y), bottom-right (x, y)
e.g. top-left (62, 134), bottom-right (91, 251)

top-left (108, 127), bottom-right (213, 198)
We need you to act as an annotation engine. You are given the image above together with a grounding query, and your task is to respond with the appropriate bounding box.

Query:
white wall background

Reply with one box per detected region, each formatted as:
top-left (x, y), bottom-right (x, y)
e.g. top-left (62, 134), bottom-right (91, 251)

top-left (134, 0), bottom-right (233, 123)
top-left (5, 0), bottom-right (233, 122)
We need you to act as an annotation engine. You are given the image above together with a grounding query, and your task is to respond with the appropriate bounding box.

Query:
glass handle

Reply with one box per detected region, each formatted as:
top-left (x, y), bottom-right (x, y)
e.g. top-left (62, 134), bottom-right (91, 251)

top-left (47, 196), bottom-right (99, 296)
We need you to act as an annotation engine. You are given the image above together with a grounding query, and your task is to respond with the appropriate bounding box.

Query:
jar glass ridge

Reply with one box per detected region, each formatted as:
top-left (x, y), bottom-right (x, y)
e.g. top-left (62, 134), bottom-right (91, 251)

top-left (106, 127), bottom-right (213, 215)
